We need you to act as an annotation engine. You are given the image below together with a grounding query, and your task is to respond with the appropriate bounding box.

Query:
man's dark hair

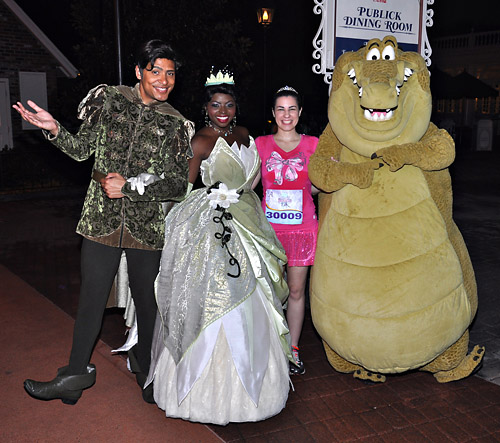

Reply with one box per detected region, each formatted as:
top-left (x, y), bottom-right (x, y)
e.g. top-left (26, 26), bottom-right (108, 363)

top-left (136, 39), bottom-right (179, 72)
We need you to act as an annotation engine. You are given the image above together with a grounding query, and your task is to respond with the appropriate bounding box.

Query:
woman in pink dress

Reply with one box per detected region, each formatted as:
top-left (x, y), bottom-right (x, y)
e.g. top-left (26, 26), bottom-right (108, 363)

top-left (254, 86), bottom-right (319, 375)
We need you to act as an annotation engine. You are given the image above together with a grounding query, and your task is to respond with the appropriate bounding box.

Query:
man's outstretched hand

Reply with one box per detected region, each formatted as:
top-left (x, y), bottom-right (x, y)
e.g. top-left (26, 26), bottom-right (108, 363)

top-left (12, 100), bottom-right (59, 136)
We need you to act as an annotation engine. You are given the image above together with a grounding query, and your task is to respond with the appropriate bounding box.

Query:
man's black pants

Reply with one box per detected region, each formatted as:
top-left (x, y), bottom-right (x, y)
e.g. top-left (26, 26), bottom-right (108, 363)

top-left (68, 238), bottom-right (161, 377)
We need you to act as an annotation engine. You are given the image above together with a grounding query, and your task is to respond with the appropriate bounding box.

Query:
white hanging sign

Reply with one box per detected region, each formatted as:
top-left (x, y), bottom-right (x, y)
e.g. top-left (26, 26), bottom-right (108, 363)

top-left (312, 0), bottom-right (435, 87)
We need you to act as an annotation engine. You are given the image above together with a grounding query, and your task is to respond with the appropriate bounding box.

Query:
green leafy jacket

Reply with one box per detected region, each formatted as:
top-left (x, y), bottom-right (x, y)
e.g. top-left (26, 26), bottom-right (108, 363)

top-left (46, 84), bottom-right (193, 250)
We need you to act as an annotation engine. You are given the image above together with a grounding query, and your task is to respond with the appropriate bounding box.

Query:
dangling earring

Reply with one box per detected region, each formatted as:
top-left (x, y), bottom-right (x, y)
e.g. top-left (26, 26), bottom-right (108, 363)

top-left (204, 110), bottom-right (210, 127)
top-left (230, 116), bottom-right (237, 129)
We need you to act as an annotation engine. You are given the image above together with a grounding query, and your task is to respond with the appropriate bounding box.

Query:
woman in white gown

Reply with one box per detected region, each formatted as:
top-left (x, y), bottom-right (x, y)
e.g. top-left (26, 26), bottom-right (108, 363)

top-left (145, 72), bottom-right (292, 425)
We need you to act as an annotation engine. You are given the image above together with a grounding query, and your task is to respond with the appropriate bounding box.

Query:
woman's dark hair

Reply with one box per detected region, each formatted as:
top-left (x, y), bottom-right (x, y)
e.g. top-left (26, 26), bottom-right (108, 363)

top-left (272, 87), bottom-right (302, 109)
top-left (203, 83), bottom-right (239, 114)
top-left (136, 39), bottom-right (179, 72)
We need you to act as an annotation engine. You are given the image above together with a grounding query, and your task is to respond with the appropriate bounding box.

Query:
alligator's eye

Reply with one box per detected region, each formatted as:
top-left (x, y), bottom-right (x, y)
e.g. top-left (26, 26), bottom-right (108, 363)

top-left (382, 46), bottom-right (396, 60)
top-left (366, 47), bottom-right (381, 61)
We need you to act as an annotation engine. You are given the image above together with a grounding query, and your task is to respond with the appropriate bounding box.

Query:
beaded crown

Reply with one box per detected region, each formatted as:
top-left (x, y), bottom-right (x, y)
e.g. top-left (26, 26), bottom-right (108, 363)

top-left (276, 85), bottom-right (298, 94)
top-left (205, 67), bottom-right (235, 86)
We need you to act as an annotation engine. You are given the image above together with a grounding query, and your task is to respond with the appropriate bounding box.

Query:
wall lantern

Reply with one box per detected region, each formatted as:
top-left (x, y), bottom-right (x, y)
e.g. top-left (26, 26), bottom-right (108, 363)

top-left (256, 7), bottom-right (274, 26)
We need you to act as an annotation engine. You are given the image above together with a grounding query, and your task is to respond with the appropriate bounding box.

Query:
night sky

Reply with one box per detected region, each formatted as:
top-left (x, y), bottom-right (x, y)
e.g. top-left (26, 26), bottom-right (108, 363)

top-left (15, 0), bottom-right (499, 59)
top-left (12, 0), bottom-right (499, 124)
top-left (427, 0), bottom-right (499, 37)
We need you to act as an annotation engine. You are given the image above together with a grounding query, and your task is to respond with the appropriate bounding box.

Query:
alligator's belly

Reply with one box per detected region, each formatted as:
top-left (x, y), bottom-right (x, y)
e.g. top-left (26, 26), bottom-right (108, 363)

top-left (311, 163), bottom-right (470, 373)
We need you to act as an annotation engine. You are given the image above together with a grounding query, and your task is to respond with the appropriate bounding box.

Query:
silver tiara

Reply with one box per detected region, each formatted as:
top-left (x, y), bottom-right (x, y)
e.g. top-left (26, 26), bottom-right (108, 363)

top-left (276, 85), bottom-right (298, 94)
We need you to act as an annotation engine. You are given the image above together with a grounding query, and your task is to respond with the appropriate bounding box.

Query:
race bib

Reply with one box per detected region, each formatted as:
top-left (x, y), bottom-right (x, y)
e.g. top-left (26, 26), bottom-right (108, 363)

top-left (265, 189), bottom-right (303, 225)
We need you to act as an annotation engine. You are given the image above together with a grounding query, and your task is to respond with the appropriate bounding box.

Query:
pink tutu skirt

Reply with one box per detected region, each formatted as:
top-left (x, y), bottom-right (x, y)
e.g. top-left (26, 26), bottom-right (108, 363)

top-left (274, 222), bottom-right (318, 267)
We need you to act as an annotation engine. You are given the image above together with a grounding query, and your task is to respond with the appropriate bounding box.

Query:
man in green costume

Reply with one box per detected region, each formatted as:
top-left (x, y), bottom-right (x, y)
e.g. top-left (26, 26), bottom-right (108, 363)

top-left (13, 39), bottom-right (193, 404)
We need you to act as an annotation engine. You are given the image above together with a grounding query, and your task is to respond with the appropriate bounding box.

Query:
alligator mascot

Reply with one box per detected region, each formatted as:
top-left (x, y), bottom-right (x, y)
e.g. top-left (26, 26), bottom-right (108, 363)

top-left (308, 36), bottom-right (484, 383)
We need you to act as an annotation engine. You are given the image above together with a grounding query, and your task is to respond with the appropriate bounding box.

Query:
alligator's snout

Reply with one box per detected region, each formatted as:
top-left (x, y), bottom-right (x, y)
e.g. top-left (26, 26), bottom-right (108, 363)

top-left (348, 62), bottom-right (414, 121)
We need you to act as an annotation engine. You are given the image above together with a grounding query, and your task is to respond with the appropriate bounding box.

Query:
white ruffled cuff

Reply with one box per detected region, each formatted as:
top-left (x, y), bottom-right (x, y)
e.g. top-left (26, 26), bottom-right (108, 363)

top-left (126, 172), bottom-right (164, 195)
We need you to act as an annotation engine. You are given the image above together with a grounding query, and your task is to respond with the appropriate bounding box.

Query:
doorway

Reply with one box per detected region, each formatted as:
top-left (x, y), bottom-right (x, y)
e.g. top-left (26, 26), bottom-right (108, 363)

top-left (0, 78), bottom-right (14, 150)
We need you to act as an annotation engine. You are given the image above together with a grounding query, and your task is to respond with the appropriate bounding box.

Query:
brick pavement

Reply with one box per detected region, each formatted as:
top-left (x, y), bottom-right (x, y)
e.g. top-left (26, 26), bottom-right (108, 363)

top-left (1, 265), bottom-right (220, 443)
top-left (1, 149), bottom-right (499, 441)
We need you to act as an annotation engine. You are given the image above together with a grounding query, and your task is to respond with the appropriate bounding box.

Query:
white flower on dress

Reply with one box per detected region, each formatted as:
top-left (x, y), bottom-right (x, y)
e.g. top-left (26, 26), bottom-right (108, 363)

top-left (207, 182), bottom-right (240, 209)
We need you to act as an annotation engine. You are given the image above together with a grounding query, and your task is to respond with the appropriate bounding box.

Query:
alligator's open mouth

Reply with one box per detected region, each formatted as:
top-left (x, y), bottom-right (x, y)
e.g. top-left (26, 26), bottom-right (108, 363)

top-left (347, 67), bottom-right (414, 122)
top-left (361, 106), bottom-right (397, 122)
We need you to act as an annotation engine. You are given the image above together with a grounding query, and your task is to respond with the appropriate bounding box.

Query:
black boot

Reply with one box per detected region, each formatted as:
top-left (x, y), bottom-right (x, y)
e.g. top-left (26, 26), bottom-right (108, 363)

top-left (141, 382), bottom-right (155, 404)
top-left (128, 346), bottom-right (145, 386)
top-left (128, 346), bottom-right (155, 404)
top-left (24, 364), bottom-right (96, 405)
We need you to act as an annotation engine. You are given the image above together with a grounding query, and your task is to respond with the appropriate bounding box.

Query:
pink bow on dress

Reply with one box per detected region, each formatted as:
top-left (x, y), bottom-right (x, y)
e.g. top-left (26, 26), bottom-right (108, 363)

top-left (266, 151), bottom-right (304, 185)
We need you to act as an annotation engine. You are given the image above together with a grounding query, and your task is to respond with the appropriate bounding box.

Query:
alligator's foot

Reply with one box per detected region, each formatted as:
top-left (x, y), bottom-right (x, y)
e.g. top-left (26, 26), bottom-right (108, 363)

top-left (353, 368), bottom-right (386, 383)
top-left (322, 340), bottom-right (360, 373)
top-left (433, 345), bottom-right (485, 383)
top-left (322, 340), bottom-right (386, 382)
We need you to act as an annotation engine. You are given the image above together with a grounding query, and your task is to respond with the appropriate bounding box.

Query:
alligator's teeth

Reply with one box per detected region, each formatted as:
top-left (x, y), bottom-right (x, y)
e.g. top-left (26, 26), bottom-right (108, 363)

top-left (358, 87), bottom-right (363, 97)
top-left (363, 109), bottom-right (394, 122)
top-left (396, 86), bottom-right (401, 95)
top-left (348, 68), bottom-right (355, 77)
top-left (404, 68), bottom-right (414, 82)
